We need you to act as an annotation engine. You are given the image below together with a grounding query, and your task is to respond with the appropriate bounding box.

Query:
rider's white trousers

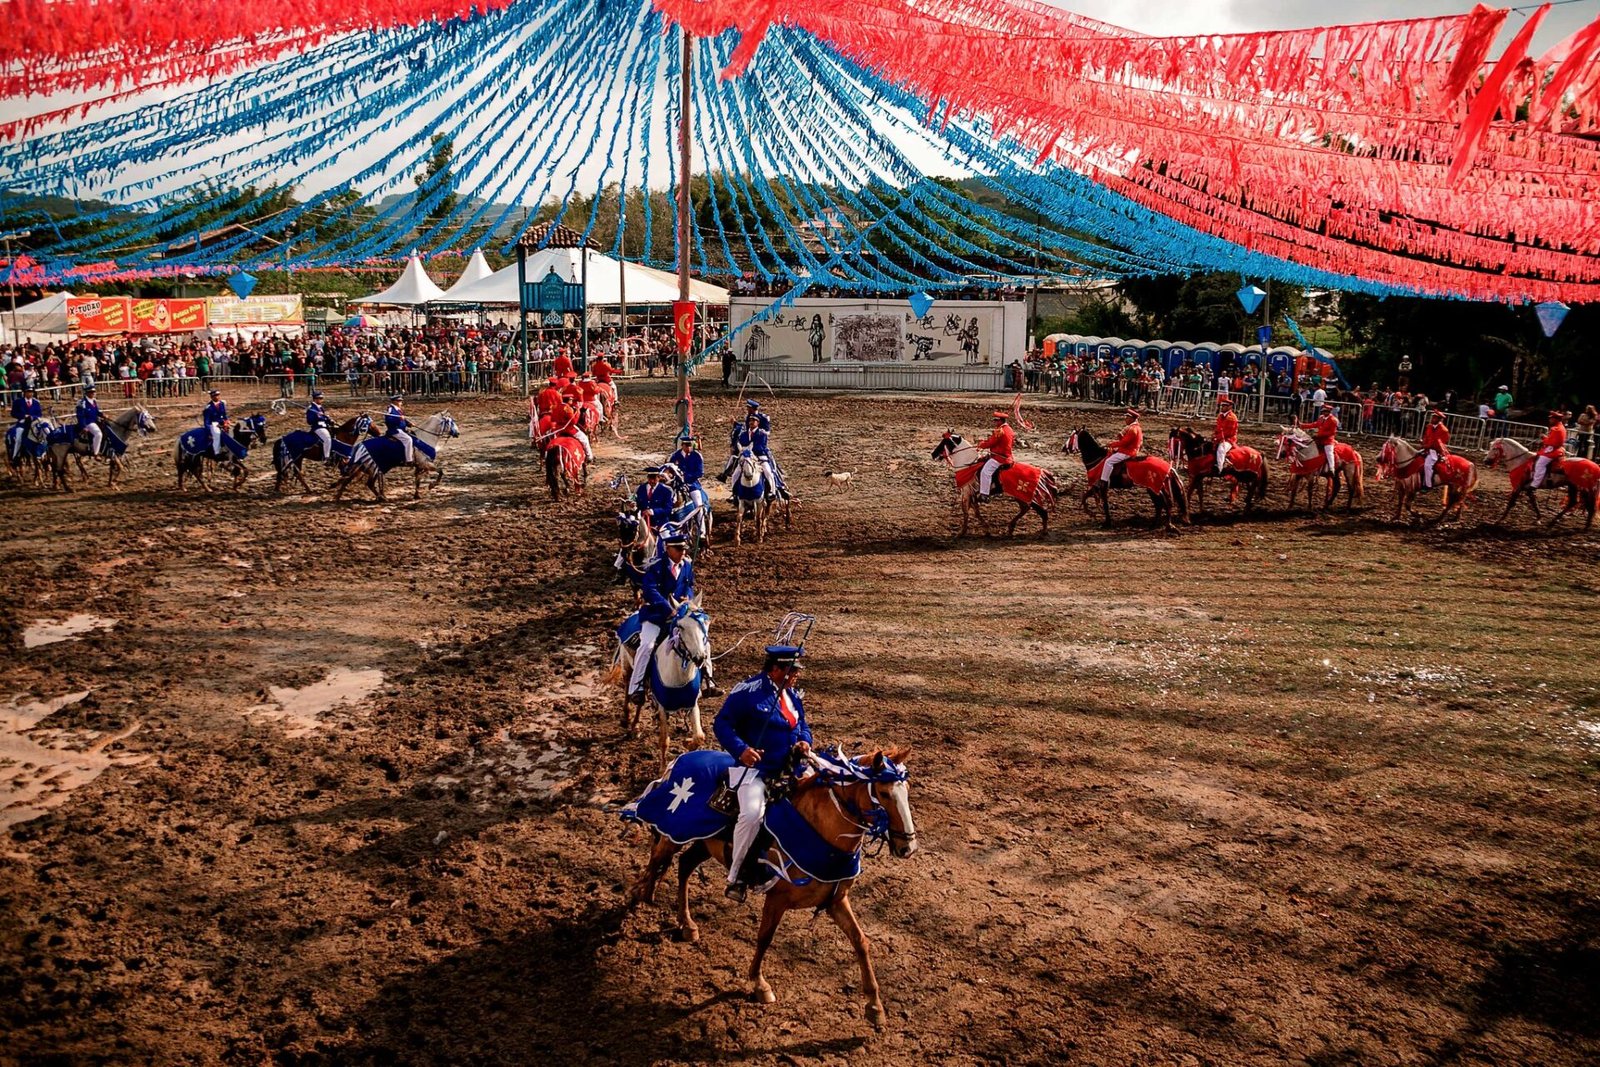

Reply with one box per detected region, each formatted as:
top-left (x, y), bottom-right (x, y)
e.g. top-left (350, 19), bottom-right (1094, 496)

top-left (979, 457), bottom-right (1001, 495)
top-left (726, 767), bottom-right (768, 884)
top-left (1101, 451), bottom-right (1130, 484)
top-left (628, 620), bottom-right (661, 696)
top-left (315, 427), bottom-right (332, 460)
top-left (1532, 455), bottom-right (1554, 487)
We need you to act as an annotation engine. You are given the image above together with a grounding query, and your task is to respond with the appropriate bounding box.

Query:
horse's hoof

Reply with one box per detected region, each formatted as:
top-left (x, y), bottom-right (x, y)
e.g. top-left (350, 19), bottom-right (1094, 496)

top-left (678, 925), bottom-right (700, 943)
top-left (866, 1003), bottom-right (886, 1028)
top-left (750, 983), bottom-right (776, 1005)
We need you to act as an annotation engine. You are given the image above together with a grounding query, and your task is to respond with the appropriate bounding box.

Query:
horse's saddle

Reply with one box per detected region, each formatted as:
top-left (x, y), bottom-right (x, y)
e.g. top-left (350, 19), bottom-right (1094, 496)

top-left (615, 610), bottom-right (642, 649)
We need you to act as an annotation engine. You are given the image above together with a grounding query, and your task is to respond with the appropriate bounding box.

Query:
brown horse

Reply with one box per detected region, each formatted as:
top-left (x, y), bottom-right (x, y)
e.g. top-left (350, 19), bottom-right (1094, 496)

top-left (627, 747), bottom-right (918, 1026)
top-left (930, 431), bottom-right (1060, 537)
top-left (1065, 429), bottom-right (1189, 530)
top-left (1168, 426), bottom-right (1269, 514)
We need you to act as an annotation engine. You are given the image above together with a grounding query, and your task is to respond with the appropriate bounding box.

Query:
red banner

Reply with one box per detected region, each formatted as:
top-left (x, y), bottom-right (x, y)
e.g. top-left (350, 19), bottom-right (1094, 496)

top-left (673, 300), bottom-right (695, 357)
top-left (65, 297), bottom-right (131, 335)
top-left (130, 297), bottom-right (208, 334)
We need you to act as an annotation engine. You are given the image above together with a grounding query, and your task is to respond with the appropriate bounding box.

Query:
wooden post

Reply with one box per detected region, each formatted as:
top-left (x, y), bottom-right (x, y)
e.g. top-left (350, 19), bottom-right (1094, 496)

top-left (676, 25), bottom-right (692, 431)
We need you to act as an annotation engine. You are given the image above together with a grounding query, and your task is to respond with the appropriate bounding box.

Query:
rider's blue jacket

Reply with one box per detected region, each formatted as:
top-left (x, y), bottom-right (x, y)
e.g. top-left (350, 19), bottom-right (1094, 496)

top-left (203, 400), bottom-right (228, 426)
top-left (306, 402), bottom-right (327, 429)
top-left (713, 673), bottom-right (811, 776)
top-left (385, 405), bottom-right (409, 433)
top-left (76, 397), bottom-right (99, 427)
top-left (733, 426), bottom-right (771, 456)
top-left (639, 553), bottom-right (694, 626)
top-left (672, 449), bottom-right (704, 485)
top-left (635, 480), bottom-right (675, 527)
top-left (11, 396), bottom-right (41, 420)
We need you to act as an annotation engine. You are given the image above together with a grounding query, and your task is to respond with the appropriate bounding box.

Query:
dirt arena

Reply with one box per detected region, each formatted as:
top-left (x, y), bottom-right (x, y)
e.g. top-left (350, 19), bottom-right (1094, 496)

top-left (2, 382), bottom-right (1598, 1066)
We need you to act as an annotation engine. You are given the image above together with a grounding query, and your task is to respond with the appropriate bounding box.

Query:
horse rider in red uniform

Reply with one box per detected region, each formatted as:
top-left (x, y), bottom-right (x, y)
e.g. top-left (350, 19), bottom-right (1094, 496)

top-left (1531, 409), bottom-right (1569, 488)
top-left (1420, 407), bottom-right (1450, 488)
top-left (1300, 401), bottom-right (1340, 474)
top-left (1212, 396), bottom-right (1238, 473)
top-left (535, 377), bottom-right (564, 421)
top-left (552, 349), bottom-right (575, 380)
top-left (975, 409), bottom-right (1015, 500)
top-left (1100, 408), bottom-right (1143, 486)
top-left (551, 399), bottom-right (593, 462)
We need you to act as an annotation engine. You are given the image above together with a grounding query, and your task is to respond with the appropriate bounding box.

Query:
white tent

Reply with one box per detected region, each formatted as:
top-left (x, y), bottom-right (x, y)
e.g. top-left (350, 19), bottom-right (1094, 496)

top-left (2, 291), bottom-right (72, 345)
top-left (439, 249), bottom-right (494, 299)
top-left (355, 255), bottom-right (447, 306)
top-left (437, 248), bottom-right (728, 307)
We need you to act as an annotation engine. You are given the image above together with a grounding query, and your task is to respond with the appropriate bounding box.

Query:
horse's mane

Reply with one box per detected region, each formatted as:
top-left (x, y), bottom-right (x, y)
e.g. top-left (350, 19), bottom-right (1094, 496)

top-left (1075, 429), bottom-right (1106, 465)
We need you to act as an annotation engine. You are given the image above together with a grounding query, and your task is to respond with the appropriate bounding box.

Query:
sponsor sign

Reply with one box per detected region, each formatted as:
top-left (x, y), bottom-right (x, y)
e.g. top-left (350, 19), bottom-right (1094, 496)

top-left (205, 294), bottom-right (304, 325)
top-left (65, 296), bottom-right (131, 334)
top-left (130, 297), bottom-right (208, 333)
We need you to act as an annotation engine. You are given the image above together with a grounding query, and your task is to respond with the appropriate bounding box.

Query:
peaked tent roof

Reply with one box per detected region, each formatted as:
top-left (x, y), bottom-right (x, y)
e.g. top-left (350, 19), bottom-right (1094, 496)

top-left (355, 255), bottom-right (447, 306)
top-left (2, 290), bottom-right (72, 344)
top-left (438, 248), bottom-right (728, 307)
top-left (440, 249), bottom-right (494, 298)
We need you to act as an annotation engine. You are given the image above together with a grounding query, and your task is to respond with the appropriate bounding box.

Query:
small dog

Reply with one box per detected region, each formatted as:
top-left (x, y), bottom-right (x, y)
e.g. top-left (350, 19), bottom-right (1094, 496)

top-left (821, 469), bottom-right (855, 488)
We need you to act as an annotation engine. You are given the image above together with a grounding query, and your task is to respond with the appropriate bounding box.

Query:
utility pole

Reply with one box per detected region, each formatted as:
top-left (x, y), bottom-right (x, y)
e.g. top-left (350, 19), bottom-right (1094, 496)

top-left (1257, 282), bottom-right (1271, 424)
top-left (675, 26), bottom-right (693, 431)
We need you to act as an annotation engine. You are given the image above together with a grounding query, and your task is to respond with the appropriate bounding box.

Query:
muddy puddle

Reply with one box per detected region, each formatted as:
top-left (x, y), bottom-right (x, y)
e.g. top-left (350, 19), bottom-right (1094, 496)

top-left (22, 615), bottom-right (117, 649)
top-left (1, 691), bottom-right (144, 831)
top-left (243, 668), bottom-right (385, 738)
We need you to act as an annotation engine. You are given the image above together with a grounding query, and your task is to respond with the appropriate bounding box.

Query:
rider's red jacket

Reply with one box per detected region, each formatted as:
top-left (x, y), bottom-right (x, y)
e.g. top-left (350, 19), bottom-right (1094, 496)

top-left (1213, 410), bottom-right (1238, 445)
top-left (1539, 423), bottom-right (1568, 458)
top-left (975, 424), bottom-right (1015, 463)
top-left (1109, 422), bottom-right (1143, 455)
top-left (1422, 422), bottom-right (1450, 454)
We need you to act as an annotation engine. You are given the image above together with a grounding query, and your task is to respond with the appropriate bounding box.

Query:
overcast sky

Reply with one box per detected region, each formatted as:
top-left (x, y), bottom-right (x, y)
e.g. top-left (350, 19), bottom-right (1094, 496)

top-left (1067, 0), bottom-right (1596, 53)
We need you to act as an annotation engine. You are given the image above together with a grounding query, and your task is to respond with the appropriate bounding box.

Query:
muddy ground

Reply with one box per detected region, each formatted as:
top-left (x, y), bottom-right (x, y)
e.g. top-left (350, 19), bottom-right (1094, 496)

top-left (2, 382), bottom-right (1598, 1066)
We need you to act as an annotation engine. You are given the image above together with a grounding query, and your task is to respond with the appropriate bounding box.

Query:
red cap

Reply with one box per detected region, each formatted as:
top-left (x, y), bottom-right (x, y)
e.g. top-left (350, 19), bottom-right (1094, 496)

top-left (991, 410), bottom-right (1009, 419)
top-left (1124, 408), bottom-right (1140, 420)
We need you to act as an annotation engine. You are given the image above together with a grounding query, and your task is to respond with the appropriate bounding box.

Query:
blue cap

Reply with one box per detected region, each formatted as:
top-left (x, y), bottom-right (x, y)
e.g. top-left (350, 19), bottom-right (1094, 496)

top-left (311, 390), bottom-right (324, 399)
top-left (745, 399), bottom-right (761, 409)
top-left (663, 530), bottom-right (689, 547)
top-left (390, 394), bottom-right (403, 402)
top-left (763, 644), bottom-right (804, 667)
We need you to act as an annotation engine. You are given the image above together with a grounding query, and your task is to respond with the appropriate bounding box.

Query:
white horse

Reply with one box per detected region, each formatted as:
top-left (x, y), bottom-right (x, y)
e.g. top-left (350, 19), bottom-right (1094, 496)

top-left (730, 450), bottom-right (772, 546)
top-left (608, 598), bottom-right (712, 772)
top-left (49, 406), bottom-right (157, 491)
top-left (6, 417), bottom-right (55, 485)
top-left (334, 412), bottom-right (459, 501)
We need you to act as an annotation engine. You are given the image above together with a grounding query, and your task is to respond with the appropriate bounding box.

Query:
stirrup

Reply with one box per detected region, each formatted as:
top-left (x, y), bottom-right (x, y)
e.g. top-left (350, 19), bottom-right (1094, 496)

top-left (724, 881), bottom-right (747, 901)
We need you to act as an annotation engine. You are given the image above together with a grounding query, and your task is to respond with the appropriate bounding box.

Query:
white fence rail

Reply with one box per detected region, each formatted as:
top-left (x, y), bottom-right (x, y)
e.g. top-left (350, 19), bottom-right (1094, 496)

top-left (741, 360), bottom-right (1005, 391)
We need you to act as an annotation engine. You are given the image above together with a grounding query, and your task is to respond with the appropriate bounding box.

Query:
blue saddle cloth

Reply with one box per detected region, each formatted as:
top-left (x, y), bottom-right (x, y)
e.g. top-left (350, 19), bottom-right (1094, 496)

top-left (648, 655), bottom-right (701, 711)
top-left (276, 429), bottom-right (328, 463)
top-left (384, 430), bottom-right (437, 461)
top-left (362, 435), bottom-right (434, 471)
top-left (624, 749), bottom-right (737, 844)
top-left (179, 427), bottom-right (245, 460)
top-left (7, 424), bottom-right (44, 459)
top-left (50, 423), bottom-right (127, 456)
top-left (615, 610), bottom-right (642, 646)
top-left (764, 794), bottom-right (863, 883)
top-left (624, 754), bottom-right (864, 884)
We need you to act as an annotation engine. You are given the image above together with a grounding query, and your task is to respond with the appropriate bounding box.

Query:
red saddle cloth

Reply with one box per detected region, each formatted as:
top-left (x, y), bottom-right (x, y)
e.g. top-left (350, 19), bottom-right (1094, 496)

top-left (1085, 455), bottom-right (1171, 491)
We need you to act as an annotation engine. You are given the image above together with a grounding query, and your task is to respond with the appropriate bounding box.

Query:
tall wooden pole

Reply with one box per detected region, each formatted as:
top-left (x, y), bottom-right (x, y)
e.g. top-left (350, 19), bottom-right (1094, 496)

top-left (675, 26), bottom-right (693, 431)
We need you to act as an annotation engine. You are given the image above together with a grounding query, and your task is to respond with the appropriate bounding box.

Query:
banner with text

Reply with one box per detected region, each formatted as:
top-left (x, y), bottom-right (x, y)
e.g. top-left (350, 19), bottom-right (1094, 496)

top-left (729, 297), bottom-right (1023, 366)
top-left (130, 297), bottom-right (209, 334)
top-left (65, 296), bottom-right (131, 334)
top-left (205, 294), bottom-right (304, 326)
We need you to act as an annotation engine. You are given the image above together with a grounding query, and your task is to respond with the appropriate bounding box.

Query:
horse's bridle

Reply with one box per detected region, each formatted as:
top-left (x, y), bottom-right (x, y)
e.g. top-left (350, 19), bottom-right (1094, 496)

top-left (668, 609), bottom-right (711, 672)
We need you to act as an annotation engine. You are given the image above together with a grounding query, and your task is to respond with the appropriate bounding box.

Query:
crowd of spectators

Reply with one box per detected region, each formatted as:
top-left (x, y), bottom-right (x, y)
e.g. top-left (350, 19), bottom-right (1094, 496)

top-left (1016, 348), bottom-right (1593, 453)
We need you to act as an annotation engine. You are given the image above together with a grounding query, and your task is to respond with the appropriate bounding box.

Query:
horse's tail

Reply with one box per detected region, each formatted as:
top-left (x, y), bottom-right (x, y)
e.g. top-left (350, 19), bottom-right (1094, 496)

top-left (1256, 460), bottom-right (1269, 503)
top-left (1351, 452), bottom-right (1366, 504)
top-left (1168, 470), bottom-right (1190, 523)
top-left (603, 640), bottom-right (625, 686)
top-left (272, 437), bottom-right (289, 473)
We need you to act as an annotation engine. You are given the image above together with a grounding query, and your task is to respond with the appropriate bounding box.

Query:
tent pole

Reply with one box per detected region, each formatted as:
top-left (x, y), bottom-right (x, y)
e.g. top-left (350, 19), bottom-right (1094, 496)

top-left (619, 251), bottom-right (628, 373)
top-left (517, 244), bottom-right (529, 397)
top-left (580, 247), bottom-right (589, 373)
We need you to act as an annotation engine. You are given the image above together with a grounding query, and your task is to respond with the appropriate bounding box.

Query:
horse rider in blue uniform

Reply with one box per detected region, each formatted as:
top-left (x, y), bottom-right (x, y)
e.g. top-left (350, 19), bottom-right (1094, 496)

top-left (203, 388), bottom-right (230, 458)
top-left (671, 432), bottom-right (704, 487)
top-left (626, 528), bottom-right (697, 706)
top-left (76, 385), bottom-right (102, 455)
top-left (719, 412), bottom-right (788, 500)
top-left (635, 465), bottom-right (676, 530)
top-left (385, 394), bottom-right (414, 463)
top-left (10, 384), bottom-right (41, 461)
top-left (306, 390), bottom-right (332, 460)
top-left (714, 644), bottom-right (812, 899)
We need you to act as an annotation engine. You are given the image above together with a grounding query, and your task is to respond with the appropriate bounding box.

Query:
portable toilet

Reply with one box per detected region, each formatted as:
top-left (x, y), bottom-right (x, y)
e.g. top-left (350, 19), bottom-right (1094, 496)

top-left (1162, 341), bottom-right (1192, 377)
top-left (1190, 342), bottom-right (1218, 369)
top-left (1118, 340), bottom-right (1144, 363)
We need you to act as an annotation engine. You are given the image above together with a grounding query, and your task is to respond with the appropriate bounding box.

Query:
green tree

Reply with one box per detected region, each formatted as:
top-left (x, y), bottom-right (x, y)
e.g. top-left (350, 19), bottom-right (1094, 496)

top-left (415, 135), bottom-right (459, 227)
